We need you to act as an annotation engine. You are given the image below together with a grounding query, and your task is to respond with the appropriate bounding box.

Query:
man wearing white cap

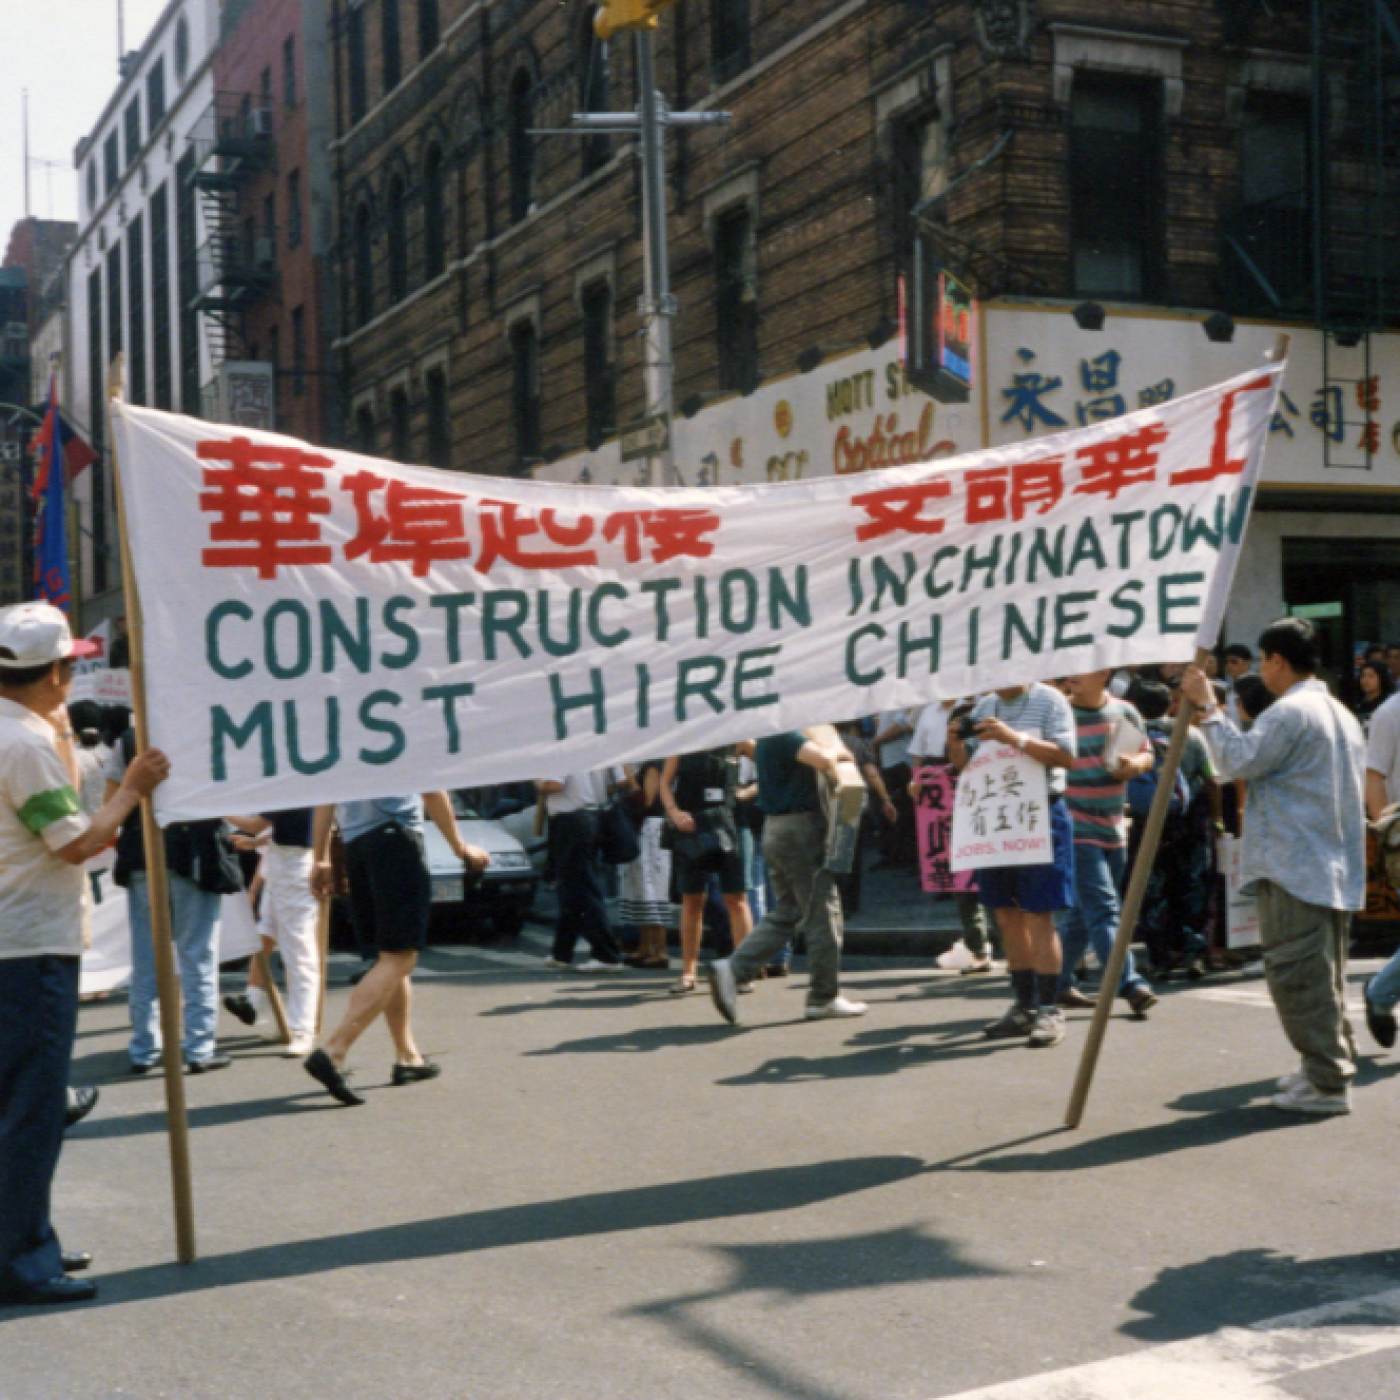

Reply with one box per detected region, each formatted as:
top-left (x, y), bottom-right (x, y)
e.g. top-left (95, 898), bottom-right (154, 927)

top-left (0, 603), bottom-right (169, 1306)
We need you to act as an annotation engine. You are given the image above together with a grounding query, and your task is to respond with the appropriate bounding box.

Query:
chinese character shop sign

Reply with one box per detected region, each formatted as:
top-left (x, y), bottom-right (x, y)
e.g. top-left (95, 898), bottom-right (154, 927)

top-left (111, 362), bottom-right (1282, 823)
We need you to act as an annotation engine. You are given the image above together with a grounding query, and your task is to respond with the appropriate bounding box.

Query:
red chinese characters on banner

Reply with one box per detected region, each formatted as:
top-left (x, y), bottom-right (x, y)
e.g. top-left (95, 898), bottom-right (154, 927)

top-left (965, 458), bottom-right (1064, 525)
top-left (849, 481), bottom-right (953, 542)
top-left (1168, 375), bottom-right (1274, 486)
top-left (475, 501), bottom-right (601, 574)
top-left (1073, 422), bottom-right (1169, 499)
top-left (197, 438), bottom-right (334, 578)
top-left (602, 509), bottom-right (721, 565)
top-left (343, 470), bottom-right (472, 576)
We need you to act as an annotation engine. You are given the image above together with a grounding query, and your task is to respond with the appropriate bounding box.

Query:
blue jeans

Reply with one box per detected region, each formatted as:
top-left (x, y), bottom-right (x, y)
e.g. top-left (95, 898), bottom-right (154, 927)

top-left (1368, 944), bottom-right (1400, 1011)
top-left (1057, 842), bottom-right (1147, 999)
top-left (127, 871), bottom-right (222, 1066)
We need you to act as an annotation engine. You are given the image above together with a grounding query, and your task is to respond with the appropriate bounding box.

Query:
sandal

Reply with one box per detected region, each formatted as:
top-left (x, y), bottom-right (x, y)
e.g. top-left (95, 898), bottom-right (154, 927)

top-left (668, 975), bottom-right (697, 995)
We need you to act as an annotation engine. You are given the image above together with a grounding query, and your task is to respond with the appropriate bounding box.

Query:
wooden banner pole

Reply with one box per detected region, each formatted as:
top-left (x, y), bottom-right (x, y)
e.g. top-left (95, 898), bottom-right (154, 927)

top-left (314, 897), bottom-right (332, 1037)
top-left (255, 948), bottom-right (291, 1043)
top-left (106, 358), bottom-right (197, 1263)
top-left (1064, 650), bottom-right (1210, 1128)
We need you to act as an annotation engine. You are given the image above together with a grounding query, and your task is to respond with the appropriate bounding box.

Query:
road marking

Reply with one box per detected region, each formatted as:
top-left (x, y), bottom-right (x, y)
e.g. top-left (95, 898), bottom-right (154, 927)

top-left (930, 1287), bottom-right (1400, 1399)
top-left (1194, 986), bottom-right (1369, 1017)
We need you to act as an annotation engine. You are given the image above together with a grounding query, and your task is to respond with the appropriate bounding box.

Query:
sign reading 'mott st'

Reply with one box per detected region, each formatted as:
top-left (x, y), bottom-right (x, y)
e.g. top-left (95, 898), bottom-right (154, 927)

top-left (110, 362), bottom-right (1282, 824)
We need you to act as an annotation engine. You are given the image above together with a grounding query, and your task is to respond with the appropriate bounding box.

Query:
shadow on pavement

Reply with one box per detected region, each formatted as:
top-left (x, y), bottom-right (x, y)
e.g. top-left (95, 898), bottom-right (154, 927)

top-left (629, 1224), bottom-right (1008, 1400)
top-left (717, 1036), bottom-right (1003, 1085)
top-left (1122, 1247), bottom-right (1400, 1342)
top-left (480, 991), bottom-right (677, 1017)
top-left (65, 1091), bottom-right (348, 1141)
top-left (0, 1155), bottom-right (932, 1318)
top-left (523, 1024), bottom-right (738, 1055)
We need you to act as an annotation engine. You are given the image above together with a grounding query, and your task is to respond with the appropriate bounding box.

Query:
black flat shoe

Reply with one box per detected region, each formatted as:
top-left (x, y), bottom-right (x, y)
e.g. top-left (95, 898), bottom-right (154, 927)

top-left (304, 1048), bottom-right (365, 1106)
top-left (222, 993), bottom-right (258, 1026)
top-left (0, 1274), bottom-right (97, 1306)
top-left (61, 1252), bottom-right (93, 1274)
top-left (185, 1054), bottom-right (232, 1074)
top-left (65, 1086), bottom-right (99, 1128)
top-left (390, 1060), bottom-right (441, 1086)
top-left (128, 1061), bottom-right (156, 1075)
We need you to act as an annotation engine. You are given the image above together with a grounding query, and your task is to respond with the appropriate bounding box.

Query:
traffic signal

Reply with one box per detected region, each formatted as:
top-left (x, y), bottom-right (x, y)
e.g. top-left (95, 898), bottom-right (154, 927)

top-left (594, 0), bottom-right (673, 42)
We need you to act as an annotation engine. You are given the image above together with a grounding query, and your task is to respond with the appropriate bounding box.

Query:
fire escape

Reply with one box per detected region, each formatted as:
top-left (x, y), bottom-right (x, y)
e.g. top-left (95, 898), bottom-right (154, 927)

top-left (1311, 0), bottom-right (1400, 468)
top-left (187, 91), bottom-right (277, 415)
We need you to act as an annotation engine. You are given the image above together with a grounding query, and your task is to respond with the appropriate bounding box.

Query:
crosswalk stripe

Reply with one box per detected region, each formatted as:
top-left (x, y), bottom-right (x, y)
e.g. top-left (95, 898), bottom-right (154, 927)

top-left (929, 1286), bottom-right (1400, 1399)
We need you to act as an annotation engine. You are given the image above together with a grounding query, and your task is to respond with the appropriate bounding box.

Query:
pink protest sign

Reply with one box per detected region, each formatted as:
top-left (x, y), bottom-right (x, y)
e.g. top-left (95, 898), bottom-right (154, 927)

top-left (913, 764), bottom-right (976, 894)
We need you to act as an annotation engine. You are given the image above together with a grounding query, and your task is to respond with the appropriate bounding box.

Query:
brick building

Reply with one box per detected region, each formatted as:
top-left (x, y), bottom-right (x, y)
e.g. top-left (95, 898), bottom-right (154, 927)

top-left (328, 0), bottom-right (1399, 669)
top-left (197, 0), bottom-right (338, 442)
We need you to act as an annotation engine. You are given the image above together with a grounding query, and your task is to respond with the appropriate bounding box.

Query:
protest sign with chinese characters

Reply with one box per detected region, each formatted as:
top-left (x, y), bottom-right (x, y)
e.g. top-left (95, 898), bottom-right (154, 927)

top-left (913, 764), bottom-right (976, 893)
top-left (949, 744), bottom-right (1051, 872)
top-left (110, 362), bottom-right (1282, 823)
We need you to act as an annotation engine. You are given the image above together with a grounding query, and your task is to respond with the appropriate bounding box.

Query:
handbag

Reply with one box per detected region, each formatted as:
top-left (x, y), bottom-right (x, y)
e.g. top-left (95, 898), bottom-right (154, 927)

top-left (597, 798), bottom-right (642, 865)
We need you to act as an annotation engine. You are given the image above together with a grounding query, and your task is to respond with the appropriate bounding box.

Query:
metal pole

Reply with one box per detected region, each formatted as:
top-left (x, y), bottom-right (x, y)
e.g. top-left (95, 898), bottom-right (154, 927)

top-left (634, 30), bottom-right (675, 487)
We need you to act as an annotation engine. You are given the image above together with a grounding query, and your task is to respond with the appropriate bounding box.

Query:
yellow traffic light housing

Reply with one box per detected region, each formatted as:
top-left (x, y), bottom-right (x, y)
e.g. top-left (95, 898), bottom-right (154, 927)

top-left (594, 0), bottom-right (670, 42)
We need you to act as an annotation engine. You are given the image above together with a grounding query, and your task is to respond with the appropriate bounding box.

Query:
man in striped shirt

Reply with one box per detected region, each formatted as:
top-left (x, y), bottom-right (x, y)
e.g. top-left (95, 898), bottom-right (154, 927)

top-left (1059, 670), bottom-right (1158, 1015)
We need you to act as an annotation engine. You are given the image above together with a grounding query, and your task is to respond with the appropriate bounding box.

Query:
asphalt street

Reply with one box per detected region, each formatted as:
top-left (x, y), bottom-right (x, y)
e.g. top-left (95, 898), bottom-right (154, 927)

top-left (6, 931), bottom-right (1399, 1400)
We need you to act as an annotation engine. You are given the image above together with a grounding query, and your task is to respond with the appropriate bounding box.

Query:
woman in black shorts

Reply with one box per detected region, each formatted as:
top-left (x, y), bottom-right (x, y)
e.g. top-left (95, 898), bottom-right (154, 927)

top-left (660, 746), bottom-right (753, 993)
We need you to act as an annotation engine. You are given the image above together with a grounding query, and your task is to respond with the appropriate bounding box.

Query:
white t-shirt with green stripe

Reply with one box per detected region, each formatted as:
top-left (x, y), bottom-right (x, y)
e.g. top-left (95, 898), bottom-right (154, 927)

top-left (0, 697), bottom-right (92, 958)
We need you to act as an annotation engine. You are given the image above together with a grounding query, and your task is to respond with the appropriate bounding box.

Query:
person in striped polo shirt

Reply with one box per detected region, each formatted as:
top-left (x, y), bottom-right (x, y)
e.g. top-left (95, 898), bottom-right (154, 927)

top-left (1059, 670), bottom-right (1158, 1016)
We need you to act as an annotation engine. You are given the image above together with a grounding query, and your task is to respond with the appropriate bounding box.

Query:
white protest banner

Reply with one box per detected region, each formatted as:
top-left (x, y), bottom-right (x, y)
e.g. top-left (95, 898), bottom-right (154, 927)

top-left (950, 743), bottom-right (1051, 871)
top-left (111, 363), bottom-right (1282, 823)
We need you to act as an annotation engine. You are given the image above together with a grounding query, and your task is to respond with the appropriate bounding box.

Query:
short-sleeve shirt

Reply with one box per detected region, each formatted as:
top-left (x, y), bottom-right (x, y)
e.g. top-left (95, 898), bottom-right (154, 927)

top-left (0, 697), bottom-right (92, 958)
top-left (1066, 697), bottom-right (1149, 849)
top-left (910, 704), bottom-right (954, 762)
top-left (1367, 691), bottom-right (1400, 806)
top-left (876, 709), bottom-right (913, 768)
top-left (539, 770), bottom-right (610, 816)
top-left (756, 732), bottom-right (820, 815)
top-left (337, 795), bottom-right (423, 845)
top-left (968, 684), bottom-right (1077, 796)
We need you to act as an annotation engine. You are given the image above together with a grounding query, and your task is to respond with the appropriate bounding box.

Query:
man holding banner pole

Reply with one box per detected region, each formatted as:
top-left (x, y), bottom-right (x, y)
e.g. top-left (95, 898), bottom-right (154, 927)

top-left (0, 602), bottom-right (168, 1306)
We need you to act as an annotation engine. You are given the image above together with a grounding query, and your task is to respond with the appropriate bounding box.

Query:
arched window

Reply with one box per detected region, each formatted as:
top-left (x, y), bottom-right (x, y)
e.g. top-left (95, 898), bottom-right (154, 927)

top-left (382, 0), bottom-right (402, 92)
top-left (507, 69), bottom-right (534, 224)
top-left (387, 173), bottom-right (408, 301)
top-left (390, 385), bottom-right (411, 461)
top-left (355, 403), bottom-right (375, 451)
top-left (579, 16), bottom-right (610, 177)
top-left (423, 144), bottom-right (445, 279)
top-left (353, 201), bottom-right (374, 326)
top-left (711, 0), bottom-right (751, 83)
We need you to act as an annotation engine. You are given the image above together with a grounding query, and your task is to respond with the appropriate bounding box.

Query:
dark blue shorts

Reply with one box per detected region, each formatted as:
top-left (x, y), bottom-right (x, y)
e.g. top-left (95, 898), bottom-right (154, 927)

top-left (345, 821), bottom-right (432, 952)
top-left (975, 797), bottom-right (1076, 914)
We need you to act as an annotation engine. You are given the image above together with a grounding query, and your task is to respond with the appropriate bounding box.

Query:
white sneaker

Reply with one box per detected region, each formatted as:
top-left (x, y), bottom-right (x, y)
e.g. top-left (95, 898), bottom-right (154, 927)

top-left (282, 1033), bottom-right (315, 1058)
top-left (936, 940), bottom-right (974, 971)
top-left (574, 959), bottom-right (625, 974)
top-left (805, 996), bottom-right (868, 1020)
top-left (542, 957), bottom-right (572, 970)
top-left (1270, 1079), bottom-right (1351, 1115)
top-left (1275, 1069), bottom-right (1307, 1093)
top-left (256, 1019), bottom-right (281, 1043)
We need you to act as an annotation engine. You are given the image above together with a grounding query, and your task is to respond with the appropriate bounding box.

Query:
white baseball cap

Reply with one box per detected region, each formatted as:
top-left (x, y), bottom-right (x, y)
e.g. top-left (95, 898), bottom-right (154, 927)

top-left (0, 602), bottom-right (102, 670)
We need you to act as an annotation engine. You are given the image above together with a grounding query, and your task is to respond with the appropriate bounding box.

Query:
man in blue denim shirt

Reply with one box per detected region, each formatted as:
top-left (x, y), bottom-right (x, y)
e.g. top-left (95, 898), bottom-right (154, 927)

top-left (1182, 617), bottom-right (1366, 1115)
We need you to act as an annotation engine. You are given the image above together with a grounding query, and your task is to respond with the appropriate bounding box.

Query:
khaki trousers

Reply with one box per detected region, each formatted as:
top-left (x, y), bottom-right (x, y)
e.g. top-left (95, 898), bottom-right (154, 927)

top-left (1256, 881), bottom-right (1357, 1094)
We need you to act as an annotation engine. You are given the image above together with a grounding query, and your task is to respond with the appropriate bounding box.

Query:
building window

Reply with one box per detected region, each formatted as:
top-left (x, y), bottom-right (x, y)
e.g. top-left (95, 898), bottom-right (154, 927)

top-left (423, 145), bottom-right (445, 279)
top-left (382, 0), bottom-right (402, 93)
top-left (103, 131), bottom-right (119, 196)
top-left (510, 320), bottom-right (541, 467)
top-left (283, 34), bottom-right (297, 106)
top-left (291, 305), bottom-right (306, 396)
top-left (128, 215), bottom-right (147, 405)
top-left (106, 245), bottom-right (123, 361)
top-left (714, 205), bottom-right (759, 394)
top-left (387, 174), bottom-right (408, 300)
top-left (176, 150), bottom-right (199, 414)
top-left (260, 66), bottom-right (273, 113)
top-left (355, 404), bottom-right (376, 452)
top-left (348, 4), bottom-right (368, 123)
top-left (508, 69), bottom-right (535, 224)
top-left (712, 0), bottom-right (751, 84)
top-left (1069, 75), bottom-right (1162, 300)
top-left (390, 385), bottom-right (411, 460)
top-left (426, 366), bottom-right (450, 466)
top-left (353, 201), bottom-right (374, 325)
top-left (581, 280), bottom-right (615, 449)
top-left (85, 162), bottom-right (97, 213)
top-left (269, 324), bottom-right (280, 375)
top-left (418, 0), bottom-right (439, 57)
top-left (261, 193), bottom-right (276, 256)
top-left (174, 16), bottom-right (190, 82)
top-left (1229, 94), bottom-right (1312, 312)
top-left (579, 16), bottom-right (610, 176)
top-left (287, 169), bottom-right (302, 248)
top-left (150, 182), bottom-right (172, 409)
top-left (147, 59), bottom-right (167, 128)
